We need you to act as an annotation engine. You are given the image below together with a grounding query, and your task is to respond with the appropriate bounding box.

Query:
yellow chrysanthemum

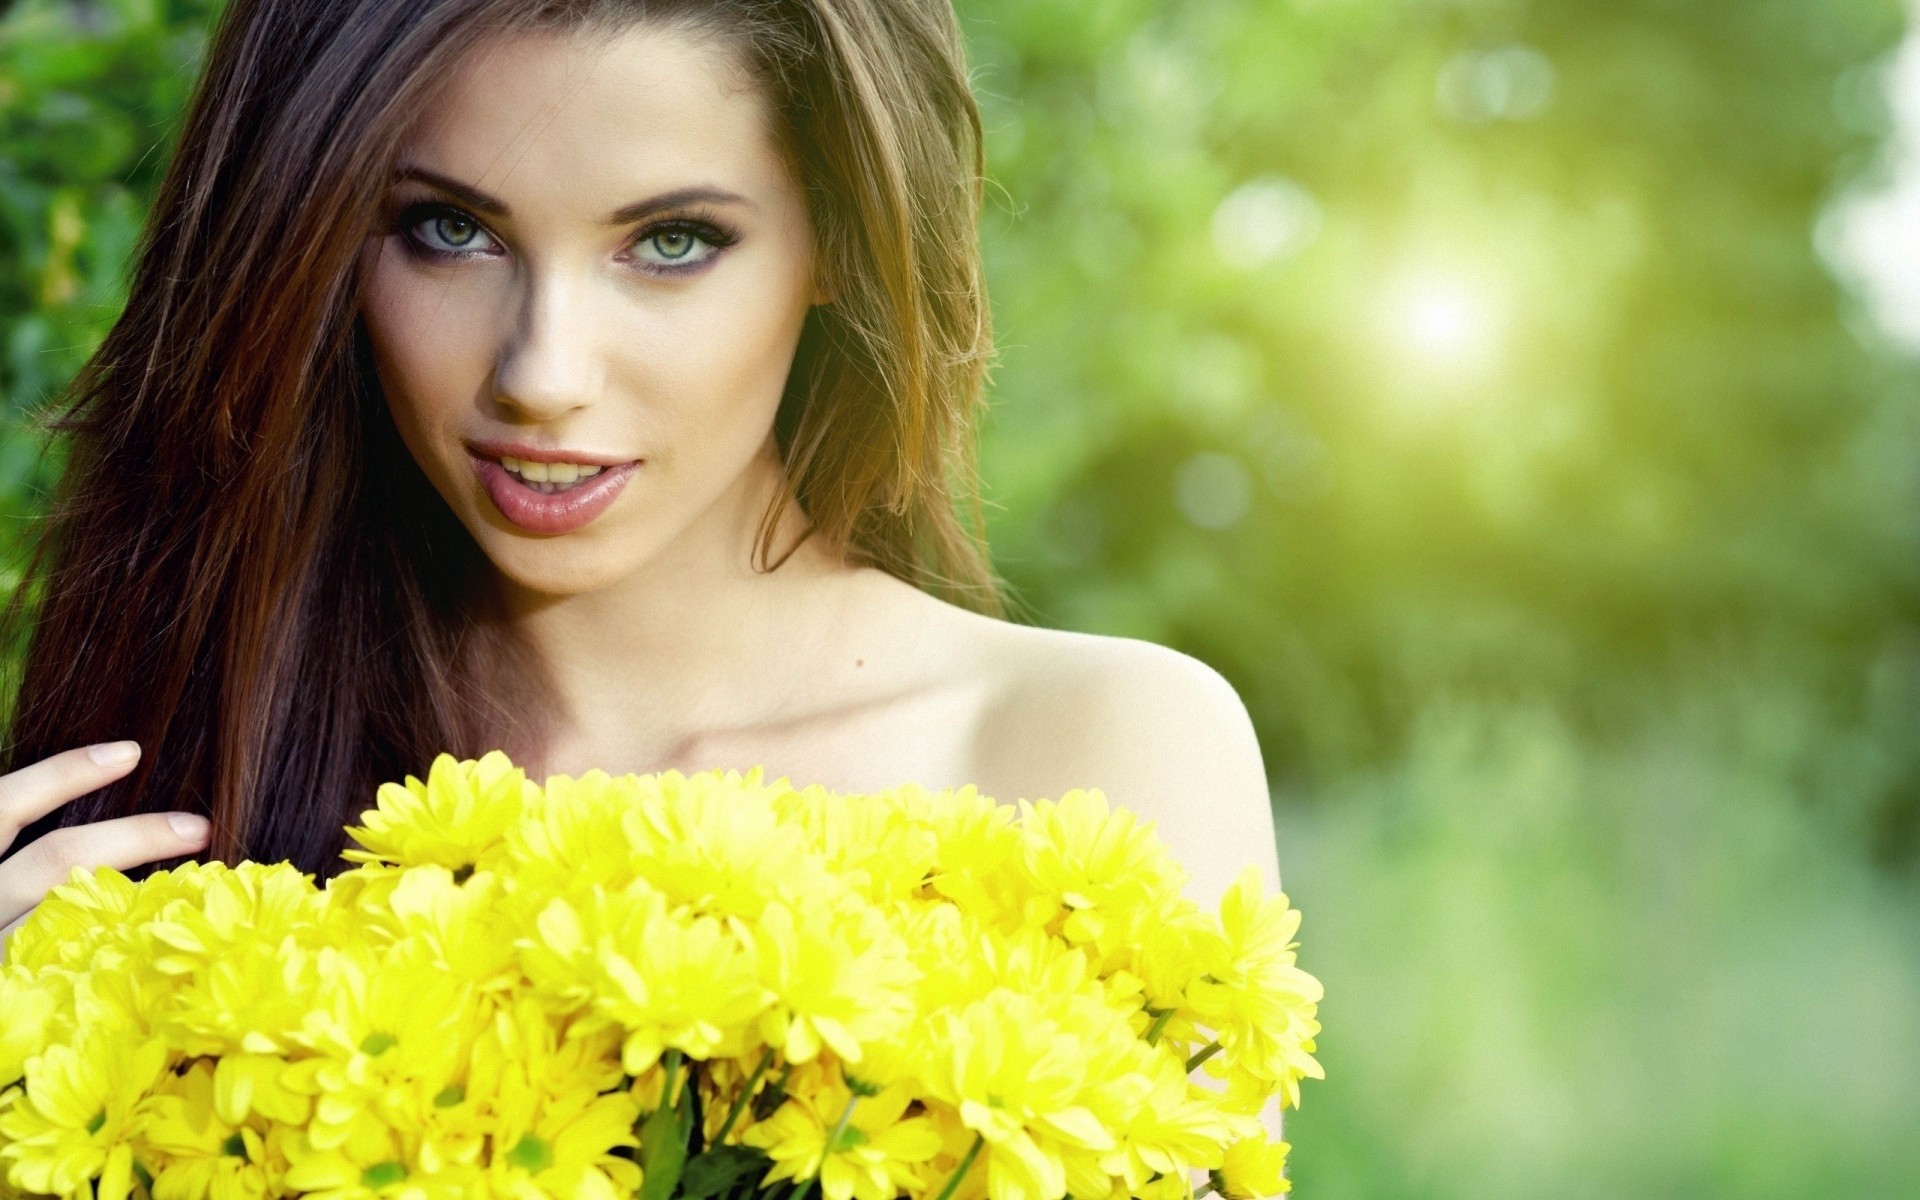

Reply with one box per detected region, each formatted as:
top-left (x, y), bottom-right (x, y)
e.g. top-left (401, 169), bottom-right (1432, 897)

top-left (620, 768), bottom-right (838, 919)
top-left (279, 1124), bottom-right (467, 1200)
top-left (211, 1053), bottom-right (312, 1130)
top-left (750, 896), bottom-right (919, 1067)
top-left (492, 770), bottom-right (629, 904)
top-left (143, 861), bottom-right (326, 1058)
top-left (785, 785), bottom-right (942, 903)
top-left (1187, 867), bottom-right (1324, 1108)
top-left (283, 941), bottom-right (479, 1151)
top-left (0, 753), bottom-right (1323, 1200)
top-left (0, 1027), bottom-right (166, 1200)
top-left (912, 787), bottom-right (1024, 920)
top-left (520, 880), bottom-right (765, 1073)
top-left (1119, 897), bottom-right (1218, 1017)
top-left (1095, 1050), bottom-right (1231, 1192)
top-left (378, 867), bottom-right (518, 996)
top-left (1135, 1169), bottom-right (1198, 1200)
top-left (0, 968), bottom-right (60, 1093)
top-left (0, 863), bottom-right (163, 973)
top-left (1016, 789), bottom-right (1187, 961)
top-left (891, 902), bottom-right (1007, 1015)
top-left (743, 1063), bottom-right (942, 1200)
top-left (462, 999), bottom-right (640, 1200)
top-left (141, 1058), bottom-right (288, 1200)
top-left (923, 988), bottom-right (1119, 1200)
top-left (1217, 1134), bottom-right (1291, 1199)
top-left (342, 750), bottom-right (532, 874)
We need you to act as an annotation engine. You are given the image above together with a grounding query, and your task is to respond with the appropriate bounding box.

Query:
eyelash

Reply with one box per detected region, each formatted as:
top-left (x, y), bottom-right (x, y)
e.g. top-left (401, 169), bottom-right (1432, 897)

top-left (389, 199), bottom-right (741, 276)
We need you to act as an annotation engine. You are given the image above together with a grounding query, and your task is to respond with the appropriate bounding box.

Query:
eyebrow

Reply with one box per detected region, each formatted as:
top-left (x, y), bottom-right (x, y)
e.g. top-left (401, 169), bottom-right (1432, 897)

top-left (391, 163), bottom-right (755, 225)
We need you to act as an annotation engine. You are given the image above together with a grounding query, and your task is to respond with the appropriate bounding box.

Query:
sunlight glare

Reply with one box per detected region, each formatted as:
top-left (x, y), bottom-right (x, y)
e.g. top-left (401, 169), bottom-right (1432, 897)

top-left (1380, 270), bottom-right (1507, 384)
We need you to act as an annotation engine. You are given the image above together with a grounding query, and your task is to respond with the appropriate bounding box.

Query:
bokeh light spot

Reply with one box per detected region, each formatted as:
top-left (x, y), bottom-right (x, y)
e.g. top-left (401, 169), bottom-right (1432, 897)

top-left (1438, 44), bottom-right (1557, 124)
top-left (1211, 176), bottom-right (1322, 268)
top-left (1173, 452), bottom-right (1253, 530)
top-left (1378, 269), bottom-right (1510, 388)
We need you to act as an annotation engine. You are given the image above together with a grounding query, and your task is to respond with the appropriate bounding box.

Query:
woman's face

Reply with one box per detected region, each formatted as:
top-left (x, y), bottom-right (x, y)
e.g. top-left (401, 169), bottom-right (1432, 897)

top-left (358, 22), bottom-right (826, 597)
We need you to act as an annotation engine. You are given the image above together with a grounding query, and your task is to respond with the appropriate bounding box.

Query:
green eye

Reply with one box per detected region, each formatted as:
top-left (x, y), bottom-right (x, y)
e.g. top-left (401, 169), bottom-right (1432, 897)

top-left (653, 230), bottom-right (695, 259)
top-left (392, 201), bottom-right (499, 258)
top-left (630, 216), bottom-right (737, 273)
top-left (432, 214), bottom-right (480, 246)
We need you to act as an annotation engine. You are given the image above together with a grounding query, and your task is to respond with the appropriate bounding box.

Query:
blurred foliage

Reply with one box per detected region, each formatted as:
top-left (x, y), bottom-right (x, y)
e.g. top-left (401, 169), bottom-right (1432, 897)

top-left (954, 0), bottom-right (1920, 1192)
top-left (3, 0), bottom-right (1918, 1194)
top-left (963, 0), bottom-right (1920, 854)
top-left (0, 0), bottom-right (216, 569)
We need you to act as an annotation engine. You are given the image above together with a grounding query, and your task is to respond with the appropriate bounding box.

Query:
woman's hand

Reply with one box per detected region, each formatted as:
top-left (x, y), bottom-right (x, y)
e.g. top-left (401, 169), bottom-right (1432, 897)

top-left (0, 742), bottom-right (211, 943)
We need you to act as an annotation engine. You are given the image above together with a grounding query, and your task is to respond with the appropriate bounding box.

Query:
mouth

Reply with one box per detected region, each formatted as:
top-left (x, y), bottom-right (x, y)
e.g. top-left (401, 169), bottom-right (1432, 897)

top-left (493, 454), bottom-right (611, 495)
top-left (466, 447), bottom-right (642, 535)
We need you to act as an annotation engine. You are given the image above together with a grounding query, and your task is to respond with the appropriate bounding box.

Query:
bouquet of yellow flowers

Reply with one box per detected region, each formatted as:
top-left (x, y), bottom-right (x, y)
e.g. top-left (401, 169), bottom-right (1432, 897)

top-left (0, 753), bottom-right (1323, 1200)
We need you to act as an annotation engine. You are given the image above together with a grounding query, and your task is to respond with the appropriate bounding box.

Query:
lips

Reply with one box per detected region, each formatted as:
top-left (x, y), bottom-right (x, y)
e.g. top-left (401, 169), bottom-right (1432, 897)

top-left (466, 439), bottom-right (636, 468)
top-left (468, 450), bottom-right (639, 535)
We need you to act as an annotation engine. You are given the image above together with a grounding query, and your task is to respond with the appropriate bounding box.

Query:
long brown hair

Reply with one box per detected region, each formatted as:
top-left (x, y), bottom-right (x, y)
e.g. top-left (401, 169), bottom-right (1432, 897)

top-left (0, 0), bottom-right (1005, 878)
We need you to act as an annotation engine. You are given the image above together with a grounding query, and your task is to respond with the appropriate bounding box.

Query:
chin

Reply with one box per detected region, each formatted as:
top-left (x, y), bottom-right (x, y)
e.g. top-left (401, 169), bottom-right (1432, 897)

top-left (474, 528), bottom-right (653, 599)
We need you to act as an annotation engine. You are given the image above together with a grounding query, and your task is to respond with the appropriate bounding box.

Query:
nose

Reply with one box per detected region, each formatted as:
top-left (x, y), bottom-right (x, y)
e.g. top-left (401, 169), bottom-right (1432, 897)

top-left (490, 268), bottom-right (607, 422)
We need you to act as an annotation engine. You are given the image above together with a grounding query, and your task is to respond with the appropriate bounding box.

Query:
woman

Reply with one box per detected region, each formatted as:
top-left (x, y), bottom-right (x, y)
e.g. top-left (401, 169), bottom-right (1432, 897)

top-left (0, 0), bottom-right (1279, 945)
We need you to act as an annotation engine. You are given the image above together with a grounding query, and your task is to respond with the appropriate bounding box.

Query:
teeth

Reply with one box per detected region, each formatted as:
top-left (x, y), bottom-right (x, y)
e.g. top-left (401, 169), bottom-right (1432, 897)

top-left (494, 455), bottom-right (610, 490)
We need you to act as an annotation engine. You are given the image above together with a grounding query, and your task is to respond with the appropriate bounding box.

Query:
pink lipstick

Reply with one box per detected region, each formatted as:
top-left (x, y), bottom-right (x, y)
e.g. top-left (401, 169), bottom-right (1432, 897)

top-left (466, 443), bottom-right (641, 535)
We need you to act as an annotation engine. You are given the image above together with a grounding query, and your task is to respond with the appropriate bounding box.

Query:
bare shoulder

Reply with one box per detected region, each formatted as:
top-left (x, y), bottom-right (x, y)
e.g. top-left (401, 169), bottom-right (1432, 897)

top-left (956, 612), bottom-right (1284, 910)
top-left (965, 621), bottom-right (1261, 796)
top-left (841, 574), bottom-right (1265, 801)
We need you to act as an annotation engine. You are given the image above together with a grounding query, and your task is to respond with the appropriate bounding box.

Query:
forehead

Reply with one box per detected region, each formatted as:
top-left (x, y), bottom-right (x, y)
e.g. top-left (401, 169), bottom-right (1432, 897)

top-left (399, 23), bottom-right (785, 207)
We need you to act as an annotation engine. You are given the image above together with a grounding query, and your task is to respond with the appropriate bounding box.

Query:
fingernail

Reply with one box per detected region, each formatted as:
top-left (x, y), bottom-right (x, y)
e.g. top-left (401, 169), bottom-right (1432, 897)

top-left (168, 812), bottom-right (210, 842)
top-left (88, 741), bottom-right (140, 768)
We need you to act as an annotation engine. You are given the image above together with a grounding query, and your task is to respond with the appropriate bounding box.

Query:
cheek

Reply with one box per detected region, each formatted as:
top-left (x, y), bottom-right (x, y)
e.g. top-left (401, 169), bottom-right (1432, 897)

top-left (359, 242), bottom-right (492, 449)
top-left (647, 258), bottom-right (812, 443)
top-left (642, 320), bottom-right (797, 494)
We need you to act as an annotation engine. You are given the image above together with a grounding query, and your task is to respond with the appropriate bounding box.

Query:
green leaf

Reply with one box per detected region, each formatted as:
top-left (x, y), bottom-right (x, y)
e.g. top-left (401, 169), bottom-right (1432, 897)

top-left (679, 1144), bottom-right (775, 1200)
top-left (636, 1055), bottom-right (694, 1200)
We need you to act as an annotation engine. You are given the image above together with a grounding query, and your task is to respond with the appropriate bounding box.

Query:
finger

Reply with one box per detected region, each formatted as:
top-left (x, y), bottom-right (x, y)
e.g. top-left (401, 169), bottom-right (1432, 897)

top-left (0, 742), bottom-right (143, 852)
top-left (0, 811), bottom-right (210, 926)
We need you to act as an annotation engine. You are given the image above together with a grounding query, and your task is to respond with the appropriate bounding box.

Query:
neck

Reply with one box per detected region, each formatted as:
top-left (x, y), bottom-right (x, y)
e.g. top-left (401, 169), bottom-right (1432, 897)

top-left (489, 441), bottom-right (857, 778)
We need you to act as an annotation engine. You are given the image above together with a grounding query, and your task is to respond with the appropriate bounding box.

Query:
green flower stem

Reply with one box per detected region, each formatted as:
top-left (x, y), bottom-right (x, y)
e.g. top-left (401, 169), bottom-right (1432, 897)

top-left (818, 1091), bottom-right (861, 1167)
top-left (932, 1132), bottom-right (986, 1200)
top-left (1144, 1008), bottom-right (1175, 1046)
top-left (785, 1089), bottom-right (860, 1200)
top-left (1185, 1041), bottom-right (1222, 1073)
top-left (661, 1048), bottom-right (684, 1109)
top-left (713, 1046), bottom-right (776, 1146)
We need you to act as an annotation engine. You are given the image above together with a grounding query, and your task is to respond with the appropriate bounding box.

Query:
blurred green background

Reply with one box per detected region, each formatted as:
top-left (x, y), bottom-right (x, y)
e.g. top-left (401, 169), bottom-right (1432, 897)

top-left (4, 0), bottom-right (1918, 1193)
